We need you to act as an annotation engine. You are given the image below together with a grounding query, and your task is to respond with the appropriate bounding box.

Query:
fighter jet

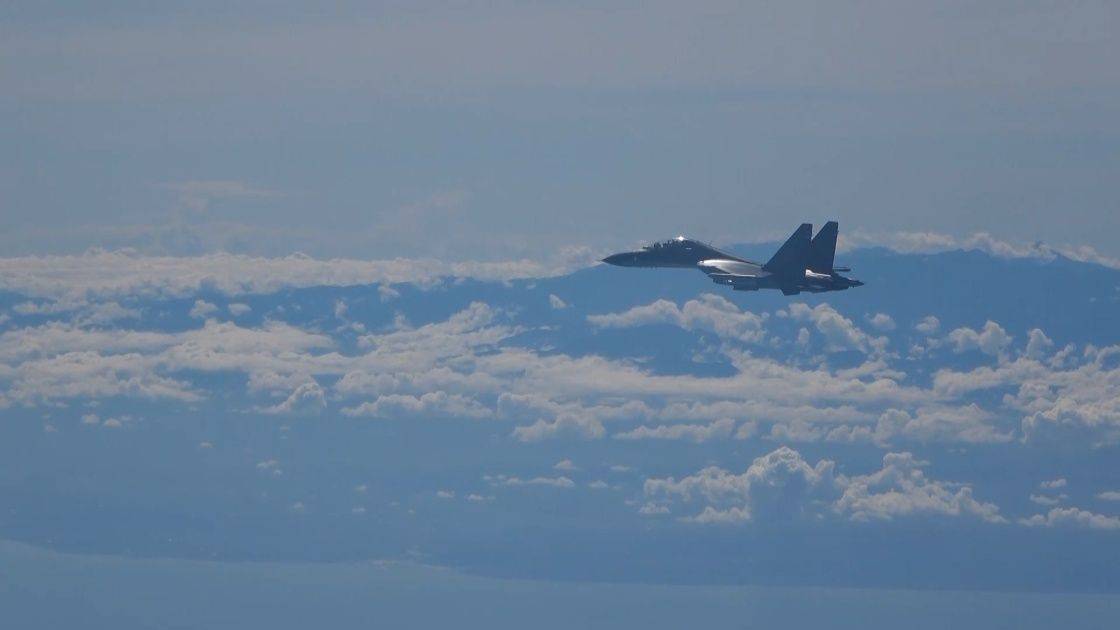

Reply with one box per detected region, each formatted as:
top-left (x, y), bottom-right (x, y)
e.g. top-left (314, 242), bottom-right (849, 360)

top-left (601, 222), bottom-right (863, 295)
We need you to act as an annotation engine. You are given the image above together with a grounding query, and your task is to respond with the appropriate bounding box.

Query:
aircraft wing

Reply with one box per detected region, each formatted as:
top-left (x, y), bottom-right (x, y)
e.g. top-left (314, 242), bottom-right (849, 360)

top-left (698, 260), bottom-right (765, 291)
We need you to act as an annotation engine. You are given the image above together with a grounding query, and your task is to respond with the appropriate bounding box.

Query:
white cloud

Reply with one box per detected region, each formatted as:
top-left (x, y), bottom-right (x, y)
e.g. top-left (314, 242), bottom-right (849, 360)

top-left (948, 321), bottom-right (1012, 359)
top-left (842, 231), bottom-right (1120, 271)
top-left (795, 327), bottom-right (810, 347)
top-left (588, 294), bottom-right (766, 344)
top-left (866, 405), bottom-right (1011, 445)
top-left (342, 391), bottom-right (491, 419)
top-left (1020, 507), bottom-right (1120, 530)
top-left (614, 418), bottom-right (736, 443)
top-left (553, 459), bottom-right (577, 471)
top-left (1040, 478), bottom-right (1068, 490)
top-left (1097, 491), bottom-right (1120, 501)
top-left (5, 277), bottom-right (1114, 449)
top-left (259, 381), bottom-right (327, 416)
top-left (1029, 494), bottom-right (1065, 506)
top-left (1024, 328), bottom-right (1055, 360)
top-left (644, 446), bottom-right (835, 523)
top-left (834, 452), bottom-right (1005, 523)
top-left (866, 313), bottom-right (896, 332)
top-left (333, 299), bottom-right (348, 319)
top-left (787, 303), bottom-right (886, 354)
top-left (436, 490), bottom-right (455, 499)
top-left (645, 447), bottom-right (1004, 525)
top-left (378, 284), bottom-right (401, 302)
top-left (931, 346), bottom-right (1120, 442)
top-left (915, 315), bottom-right (941, 335)
top-left (189, 300), bottom-right (219, 319)
top-left (227, 303), bottom-right (251, 316)
top-left (511, 416), bottom-right (606, 442)
top-left (487, 474), bottom-right (575, 489)
top-left (548, 294), bottom-right (568, 309)
top-left (684, 506), bottom-right (750, 524)
top-left (0, 250), bottom-right (589, 302)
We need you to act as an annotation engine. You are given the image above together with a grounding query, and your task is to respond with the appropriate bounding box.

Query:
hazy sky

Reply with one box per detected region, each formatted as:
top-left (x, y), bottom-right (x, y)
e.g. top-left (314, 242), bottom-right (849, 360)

top-left (3, 1), bottom-right (1118, 259)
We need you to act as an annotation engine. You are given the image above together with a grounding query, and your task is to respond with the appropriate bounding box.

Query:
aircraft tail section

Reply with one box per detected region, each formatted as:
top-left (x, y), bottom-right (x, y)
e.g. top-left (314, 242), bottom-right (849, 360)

top-left (763, 223), bottom-right (812, 275)
top-left (808, 221), bottom-right (838, 274)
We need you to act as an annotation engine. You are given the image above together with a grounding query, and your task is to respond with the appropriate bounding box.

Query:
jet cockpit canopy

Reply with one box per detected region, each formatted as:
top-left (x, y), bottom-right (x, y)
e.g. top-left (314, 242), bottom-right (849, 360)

top-left (644, 236), bottom-right (690, 251)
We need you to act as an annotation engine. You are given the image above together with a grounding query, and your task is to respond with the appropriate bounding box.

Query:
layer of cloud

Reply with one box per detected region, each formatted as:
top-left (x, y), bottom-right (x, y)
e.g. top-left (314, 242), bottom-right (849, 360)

top-left (0, 250), bottom-right (593, 302)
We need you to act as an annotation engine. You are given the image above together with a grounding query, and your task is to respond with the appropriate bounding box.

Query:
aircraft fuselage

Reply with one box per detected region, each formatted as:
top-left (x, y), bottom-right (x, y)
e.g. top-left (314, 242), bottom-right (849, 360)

top-left (602, 225), bottom-right (863, 296)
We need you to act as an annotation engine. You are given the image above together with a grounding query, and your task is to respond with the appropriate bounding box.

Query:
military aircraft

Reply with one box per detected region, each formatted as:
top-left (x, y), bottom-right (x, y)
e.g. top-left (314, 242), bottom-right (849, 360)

top-left (601, 221), bottom-right (863, 295)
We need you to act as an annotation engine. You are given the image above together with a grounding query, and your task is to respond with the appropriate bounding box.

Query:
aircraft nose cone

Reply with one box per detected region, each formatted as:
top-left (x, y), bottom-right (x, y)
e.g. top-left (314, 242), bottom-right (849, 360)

top-left (602, 253), bottom-right (637, 266)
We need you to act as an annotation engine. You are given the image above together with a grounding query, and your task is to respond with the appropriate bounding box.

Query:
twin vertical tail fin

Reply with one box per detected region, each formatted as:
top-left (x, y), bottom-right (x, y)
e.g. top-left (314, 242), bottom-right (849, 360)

top-left (763, 223), bottom-right (812, 275)
top-left (808, 221), bottom-right (838, 274)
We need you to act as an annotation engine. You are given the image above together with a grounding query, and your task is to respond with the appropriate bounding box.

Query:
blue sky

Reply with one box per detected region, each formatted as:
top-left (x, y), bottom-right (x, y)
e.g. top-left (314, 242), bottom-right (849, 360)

top-left (2, 1), bottom-right (1119, 259)
top-left (3, 3), bottom-right (1120, 628)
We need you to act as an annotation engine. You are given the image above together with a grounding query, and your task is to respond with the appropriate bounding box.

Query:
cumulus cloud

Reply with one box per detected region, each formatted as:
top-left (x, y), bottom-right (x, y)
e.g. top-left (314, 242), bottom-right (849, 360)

top-left (787, 303), bottom-right (886, 354)
top-left (644, 447), bottom-right (835, 523)
top-left (548, 294), bottom-right (568, 309)
top-left (866, 313), bottom-right (896, 332)
top-left (645, 447), bottom-right (1005, 525)
top-left (834, 452), bottom-right (1005, 523)
top-left (588, 294), bottom-right (766, 343)
top-left (1040, 478), bottom-right (1068, 490)
top-left (614, 418), bottom-right (736, 443)
top-left (915, 315), bottom-right (941, 335)
top-left (511, 416), bottom-right (606, 442)
top-left (189, 300), bottom-right (219, 319)
top-left (259, 381), bottom-right (327, 416)
top-left (1024, 328), bottom-right (1054, 360)
top-left (1097, 491), bottom-right (1120, 501)
top-left (948, 321), bottom-right (1013, 359)
top-left (839, 405), bottom-right (1012, 446)
top-left (227, 303), bottom-right (251, 316)
top-left (932, 345), bottom-right (1120, 442)
top-left (1020, 507), bottom-right (1120, 530)
top-left (341, 391), bottom-right (491, 419)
